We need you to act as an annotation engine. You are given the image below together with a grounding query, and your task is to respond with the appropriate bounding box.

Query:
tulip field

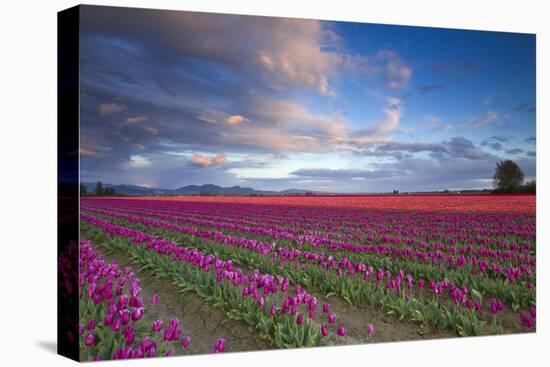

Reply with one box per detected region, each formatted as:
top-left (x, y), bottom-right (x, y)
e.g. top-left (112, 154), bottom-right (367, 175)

top-left (78, 195), bottom-right (536, 360)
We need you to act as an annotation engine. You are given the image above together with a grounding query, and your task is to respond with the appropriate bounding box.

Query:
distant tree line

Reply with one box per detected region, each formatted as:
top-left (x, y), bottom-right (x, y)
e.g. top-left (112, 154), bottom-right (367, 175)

top-left (80, 181), bottom-right (117, 196)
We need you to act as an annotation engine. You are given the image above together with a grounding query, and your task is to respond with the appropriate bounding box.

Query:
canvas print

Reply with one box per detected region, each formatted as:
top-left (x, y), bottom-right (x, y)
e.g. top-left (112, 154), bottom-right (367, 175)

top-left (58, 4), bottom-right (536, 362)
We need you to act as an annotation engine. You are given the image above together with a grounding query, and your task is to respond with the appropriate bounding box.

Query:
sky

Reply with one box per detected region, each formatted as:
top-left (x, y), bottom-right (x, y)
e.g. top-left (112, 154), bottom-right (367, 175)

top-left (79, 5), bottom-right (536, 193)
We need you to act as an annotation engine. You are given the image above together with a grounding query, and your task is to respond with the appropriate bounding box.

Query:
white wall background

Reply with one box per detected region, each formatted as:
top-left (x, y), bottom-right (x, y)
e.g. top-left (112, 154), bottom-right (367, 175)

top-left (0, 0), bottom-right (547, 366)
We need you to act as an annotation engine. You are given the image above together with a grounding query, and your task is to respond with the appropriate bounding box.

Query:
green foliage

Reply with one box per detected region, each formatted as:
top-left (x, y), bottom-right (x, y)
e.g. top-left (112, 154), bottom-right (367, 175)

top-left (493, 160), bottom-right (525, 192)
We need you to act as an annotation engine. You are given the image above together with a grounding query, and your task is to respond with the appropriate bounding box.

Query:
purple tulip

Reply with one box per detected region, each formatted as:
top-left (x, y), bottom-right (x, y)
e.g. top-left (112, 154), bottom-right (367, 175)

top-left (112, 318), bottom-right (122, 332)
top-left (489, 298), bottom-right (504, 314)
top-left (367, 323), bottom-right (374, 336)
top-left (182, 336), bottom-right (190, 348)
top-left (120, 310), bottom-right (131, 325)
top-left (103, 313), bottom-right (113, 327)
top-left (269, 304), bottom-right (277, 317)
top-left (151, 319), bottom-right (163, 333)
top-left (78, 323), bottom-right (84, 336)
top-left (322, 303), bottom-right (330, 313)
top-left (520, 313), bottom-right (535, 328)
top-left (328, 313), bottom-right (336, 324)
top-left (213, 338), bottom-right (226, 353)
top-left (530, 307), bottom-right (536, 318)
top-left (296, 313), bottom-right (304, 326)
top-left (87, 319), bottom-right (96, 330)
top-left (84, 333), bottom-right (96, 347)
top-left (337, 325), bottom-right (346, 337)
top-left (151, 294), bottom-right (160, 305)
top-left (131, 307), bottom-right (144, 321)
top-left (321, 324), bottom-right (328, 337)
top-left (165, 349), bottom-right (174, 357)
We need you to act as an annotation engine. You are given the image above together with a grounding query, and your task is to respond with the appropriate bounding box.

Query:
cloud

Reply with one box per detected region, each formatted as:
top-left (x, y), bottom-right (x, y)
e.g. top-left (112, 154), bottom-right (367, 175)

top-left (78, 148), bottom-right (99, 158)
top-left (126, 115), bottom-right (148, 124)
top-left (191, 153), bottom-right (227, 167)
top-left (489, 135), bottom-right (512, 143)
top-left (483, 95), bottom-right (494, 106)
top-left (485, 142), bottom-right (503, 151)
top-left (505, 148), bottom-right (524, 155)
top-left (514, 103), bottom-right (536, 113)
top-left (465, 111), bottom-right (509, 129)
top-left (526, 150), bottom-right (536, 157)
top-left (99, 102), bottom-right (127, 115)
top-left (226, 115), bottom-right (247, 125)
top-left (358, 136), bottom-right (495, 161)
top-left (525, 136), bottom-right (536, 144)
top-left (291, 168), bottom-right (399, 180)
top-left (80, 6), bottom-right (411, 96)
top-left (127, 155), bottom-right (151, 168)
top-left (376, 50), bottom-right (412, 90)
top-left (351, 97), bottom-right (402, 143)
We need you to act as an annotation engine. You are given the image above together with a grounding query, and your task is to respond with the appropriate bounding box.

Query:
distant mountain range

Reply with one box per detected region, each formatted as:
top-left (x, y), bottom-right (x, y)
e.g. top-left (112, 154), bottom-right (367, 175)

top-left (81, 182), bottom-right (325, 196)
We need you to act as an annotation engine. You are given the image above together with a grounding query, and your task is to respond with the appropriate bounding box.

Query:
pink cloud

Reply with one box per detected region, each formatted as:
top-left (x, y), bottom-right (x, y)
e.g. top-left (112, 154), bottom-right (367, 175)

top-left (191, 153), bottom-right (227, 167)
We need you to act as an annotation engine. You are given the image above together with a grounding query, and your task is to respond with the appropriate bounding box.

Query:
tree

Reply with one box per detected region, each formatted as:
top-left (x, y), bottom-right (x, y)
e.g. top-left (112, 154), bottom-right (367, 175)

top-left (103, 187), bottom-right (115, 196)
top-left (493, 160), bottom-right (524, 192)
top-left (94, 181), bottom-right (104, 196)
top-left (80, 183), bottom-right (87, 196)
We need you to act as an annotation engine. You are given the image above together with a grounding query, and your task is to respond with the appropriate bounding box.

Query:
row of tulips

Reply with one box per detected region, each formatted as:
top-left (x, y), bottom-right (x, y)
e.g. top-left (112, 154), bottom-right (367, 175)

top-left (80, 215), bottom-right (353, 348)
top-left (79, 240), bottom-right (229, 360)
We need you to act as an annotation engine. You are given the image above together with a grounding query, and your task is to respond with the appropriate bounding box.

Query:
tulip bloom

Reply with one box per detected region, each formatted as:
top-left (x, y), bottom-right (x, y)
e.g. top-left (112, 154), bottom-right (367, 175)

top-left (87, 319), bottom-right (96, 330)
top-left (328, 313), bottom-right (336, 324)
top-left (367, 323), bottom-right (374, 336)
top-left (214, 338), bottom-right (226, 353)
top-left (296, 313), bottom-right (304, 326)
top-left (182, 336), bottom-right (190, 348)
top-left (322, 303), bottom-right (330, 313)
top-left (132, 307), bottom-right (144, 321)
top-left (84, 333), bottom-right (96, 347)
top-left (269, 304), bottom-right (277, 317)
top-left (151, 319), bottom-right (163, 333)
top-left (337, 325), bottom-right (346, 337)
top-left (151, 294), bottom-right (160, 305)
